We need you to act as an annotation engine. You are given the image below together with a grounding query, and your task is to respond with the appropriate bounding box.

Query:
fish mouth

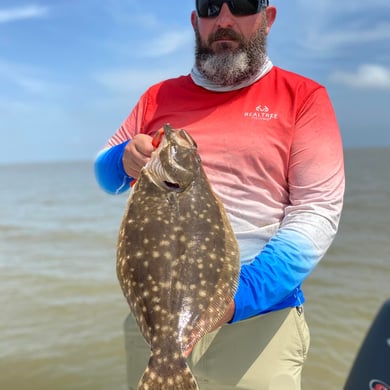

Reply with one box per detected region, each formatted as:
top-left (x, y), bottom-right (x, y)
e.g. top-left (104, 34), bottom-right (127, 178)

top-left (145, 157), bottom-right (183, 192)
top-left (164, 181), bottom-right (180, 190)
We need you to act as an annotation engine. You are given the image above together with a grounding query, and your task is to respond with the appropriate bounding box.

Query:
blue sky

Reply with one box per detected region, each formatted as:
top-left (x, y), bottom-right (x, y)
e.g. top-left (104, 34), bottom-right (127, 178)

top-left (0, 0), bottom-right (389, 164)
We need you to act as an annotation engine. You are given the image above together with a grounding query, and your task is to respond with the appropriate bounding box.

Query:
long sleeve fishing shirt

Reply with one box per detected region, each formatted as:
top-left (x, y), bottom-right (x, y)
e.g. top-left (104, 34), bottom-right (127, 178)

top-left (95, 65), bottom-right (345, 323)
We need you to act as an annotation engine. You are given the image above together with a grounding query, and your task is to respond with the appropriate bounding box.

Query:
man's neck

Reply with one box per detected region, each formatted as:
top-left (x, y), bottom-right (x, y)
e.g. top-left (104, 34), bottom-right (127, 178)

top-left (191, 57), bottom-right (273, 92)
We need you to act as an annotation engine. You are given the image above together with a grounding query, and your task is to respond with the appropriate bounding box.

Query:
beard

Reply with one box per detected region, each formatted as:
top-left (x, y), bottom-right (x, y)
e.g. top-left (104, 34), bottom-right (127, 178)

top-left (194, 18), bottom-right (268, 87)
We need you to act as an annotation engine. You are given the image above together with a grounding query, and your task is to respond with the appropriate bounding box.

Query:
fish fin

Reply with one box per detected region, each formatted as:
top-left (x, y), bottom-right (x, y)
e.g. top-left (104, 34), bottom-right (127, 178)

top-left (137, 354), bottom-right (199, 390)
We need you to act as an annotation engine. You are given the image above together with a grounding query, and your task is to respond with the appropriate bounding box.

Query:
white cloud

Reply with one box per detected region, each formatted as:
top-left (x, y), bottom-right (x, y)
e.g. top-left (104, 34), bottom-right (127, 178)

top-left (297, 0), bottom-right (390, 12)
top-left (95, 67), bottom-right (187, 95)
top-left (315, 22), bottom-right (390, 50)
top-left (0, 59), bottom-right (49, 94)
top-left (139, 30), bottom-right (194, 58)
top-left (330, 64), bottom-right (390, 89)
top-left (0, 59), bottom-right (73, 99)
top-left (297, 19), bottom-right (390, 58)
top-left (0, 5), bottom-right (48, 23)
top-left (118, 29), bottom-right (194, 60)
top-left (289, 0), bottom-right (390, 58)
top-left (103, 27), bottom-right (193, 65)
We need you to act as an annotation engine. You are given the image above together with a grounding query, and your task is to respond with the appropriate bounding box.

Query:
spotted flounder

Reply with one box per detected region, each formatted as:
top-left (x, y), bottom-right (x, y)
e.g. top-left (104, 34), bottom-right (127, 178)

top-left (117, 124), bottom-right (240, 389)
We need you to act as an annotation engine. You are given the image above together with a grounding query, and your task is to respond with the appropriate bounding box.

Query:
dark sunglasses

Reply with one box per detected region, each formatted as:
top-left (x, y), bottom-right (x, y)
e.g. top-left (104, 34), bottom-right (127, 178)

top-left (196, 0), bottom-right (269, 18)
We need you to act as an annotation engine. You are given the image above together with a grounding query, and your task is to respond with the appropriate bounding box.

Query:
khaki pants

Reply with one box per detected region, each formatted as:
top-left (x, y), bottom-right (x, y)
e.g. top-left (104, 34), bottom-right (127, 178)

top-left (124, 307), bottom-right (310, 390)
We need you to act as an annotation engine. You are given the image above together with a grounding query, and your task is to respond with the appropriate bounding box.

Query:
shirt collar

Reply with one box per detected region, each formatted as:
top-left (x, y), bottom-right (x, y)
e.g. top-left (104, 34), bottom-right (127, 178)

top-left (190, 57), bottom-right (273, 92)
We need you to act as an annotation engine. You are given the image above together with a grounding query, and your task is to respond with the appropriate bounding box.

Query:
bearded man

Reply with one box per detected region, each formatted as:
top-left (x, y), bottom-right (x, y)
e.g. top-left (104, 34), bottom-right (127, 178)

top-left (95, 1), bottom-right (345, 389)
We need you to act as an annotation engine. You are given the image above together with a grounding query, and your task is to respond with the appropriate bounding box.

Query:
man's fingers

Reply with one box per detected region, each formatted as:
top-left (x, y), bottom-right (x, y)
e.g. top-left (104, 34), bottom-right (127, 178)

top-left (122, 134), bottom-right (154, 178)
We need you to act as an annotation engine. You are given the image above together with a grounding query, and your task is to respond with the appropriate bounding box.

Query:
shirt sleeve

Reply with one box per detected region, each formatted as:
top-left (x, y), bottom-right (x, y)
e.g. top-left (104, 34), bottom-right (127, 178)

top-left (94, 93), bottom-right (149, 194)
top-left (232, 87), bottom-right (345, 322)
top-left (94, 141), bottom-right (134, 194)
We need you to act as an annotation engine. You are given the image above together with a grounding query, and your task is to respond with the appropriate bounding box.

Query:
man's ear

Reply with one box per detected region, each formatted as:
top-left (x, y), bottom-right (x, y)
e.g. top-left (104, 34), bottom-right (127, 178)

top-left (265, 6), bottom-right (277, 35)
top-left (191, 10), bottom-right (198, 31)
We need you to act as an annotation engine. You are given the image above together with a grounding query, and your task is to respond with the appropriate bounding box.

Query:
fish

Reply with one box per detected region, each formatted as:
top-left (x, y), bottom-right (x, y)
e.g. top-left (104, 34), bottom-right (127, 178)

top-left (116, 124), bottom-right (240, 390)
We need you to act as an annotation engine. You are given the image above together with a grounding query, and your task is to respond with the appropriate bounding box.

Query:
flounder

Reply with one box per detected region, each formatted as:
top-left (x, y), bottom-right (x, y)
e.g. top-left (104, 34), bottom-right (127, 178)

top-left (117, 124), bottom-right (240, 389)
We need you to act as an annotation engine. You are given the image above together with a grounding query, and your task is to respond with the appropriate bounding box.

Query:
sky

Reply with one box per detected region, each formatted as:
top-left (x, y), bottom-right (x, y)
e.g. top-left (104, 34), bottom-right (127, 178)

top-left (0, 0), bottom-right (389, 164)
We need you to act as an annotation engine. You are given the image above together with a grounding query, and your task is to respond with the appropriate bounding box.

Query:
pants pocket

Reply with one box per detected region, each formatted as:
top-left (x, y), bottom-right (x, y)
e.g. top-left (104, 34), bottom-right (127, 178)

top-left (293, 307), bottom-right (310, 362)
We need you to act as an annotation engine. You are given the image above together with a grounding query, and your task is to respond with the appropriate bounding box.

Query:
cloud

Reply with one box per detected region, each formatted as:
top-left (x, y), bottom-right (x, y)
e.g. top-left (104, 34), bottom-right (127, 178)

top-left (0, 59), bottom-right (74, 101)
top-left (290, 0), bottom-right (390, 59)
top-left (102, 25), bottom-right (193, 65)
top-left (330, 64), bottom-right (390, 89)
top-left (138, 30), bottom-right (194, 58)
top-left (298, 20), bottom-right (390, 59)
top-left (0, 59), bottom-right (51, 94)
top-left (95, 66), bottom-right (187, 95)
top-left (0, 5), bottom-right (48, 23)
top-left (324, 22), bottom-right (390, 47)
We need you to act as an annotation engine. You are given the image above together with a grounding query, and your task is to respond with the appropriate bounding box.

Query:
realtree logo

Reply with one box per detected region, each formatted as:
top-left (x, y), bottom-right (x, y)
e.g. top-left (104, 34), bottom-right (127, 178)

top-left (244, 105), bottom-right (279, 121)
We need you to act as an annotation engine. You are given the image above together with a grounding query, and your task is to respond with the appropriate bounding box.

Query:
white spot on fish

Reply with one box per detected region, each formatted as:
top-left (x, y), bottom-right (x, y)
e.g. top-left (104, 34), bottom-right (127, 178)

top-left (164, 252), bottom-right (173, 261)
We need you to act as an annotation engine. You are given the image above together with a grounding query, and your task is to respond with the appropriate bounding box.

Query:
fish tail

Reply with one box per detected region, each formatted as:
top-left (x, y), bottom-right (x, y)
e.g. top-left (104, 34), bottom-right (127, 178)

top-left (137, 354), bottom-right (199, 390)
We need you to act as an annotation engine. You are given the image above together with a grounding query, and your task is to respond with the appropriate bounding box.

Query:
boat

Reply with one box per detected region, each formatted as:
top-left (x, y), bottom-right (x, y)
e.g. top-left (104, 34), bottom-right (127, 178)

top-left (344, 298), bottom-right (390, 389)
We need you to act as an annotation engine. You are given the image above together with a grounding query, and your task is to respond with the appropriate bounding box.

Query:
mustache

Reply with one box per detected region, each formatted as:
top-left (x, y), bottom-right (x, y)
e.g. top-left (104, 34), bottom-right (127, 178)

top-left (208, 28), bottom-right (243, 44)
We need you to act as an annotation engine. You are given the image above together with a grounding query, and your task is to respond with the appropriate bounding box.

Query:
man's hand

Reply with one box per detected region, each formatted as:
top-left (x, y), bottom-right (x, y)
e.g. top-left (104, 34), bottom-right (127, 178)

top-left (184, 300), bottom-right (235, 358)
top-left (122, 134), bottom-right (154, 179)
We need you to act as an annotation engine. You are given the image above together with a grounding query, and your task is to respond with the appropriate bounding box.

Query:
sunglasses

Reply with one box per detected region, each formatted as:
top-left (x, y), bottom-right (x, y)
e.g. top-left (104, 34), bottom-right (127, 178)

top-left (196, 0), bottom-right (269, 18)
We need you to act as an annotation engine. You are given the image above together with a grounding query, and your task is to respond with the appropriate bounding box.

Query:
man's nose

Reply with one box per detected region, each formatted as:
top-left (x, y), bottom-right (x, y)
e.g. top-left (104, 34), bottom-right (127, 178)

top-left (215, 3), bottom-right (235, 27)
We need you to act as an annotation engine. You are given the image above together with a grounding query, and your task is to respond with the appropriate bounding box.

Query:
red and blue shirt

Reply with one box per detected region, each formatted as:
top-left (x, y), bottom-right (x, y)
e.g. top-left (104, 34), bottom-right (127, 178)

top-left (95, 66), bottom-right (345, 322)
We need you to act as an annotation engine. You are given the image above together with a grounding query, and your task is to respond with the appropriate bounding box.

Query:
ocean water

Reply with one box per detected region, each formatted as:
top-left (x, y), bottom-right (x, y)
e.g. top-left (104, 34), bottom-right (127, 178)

top-left (1, 148), bottom-right (389, 389)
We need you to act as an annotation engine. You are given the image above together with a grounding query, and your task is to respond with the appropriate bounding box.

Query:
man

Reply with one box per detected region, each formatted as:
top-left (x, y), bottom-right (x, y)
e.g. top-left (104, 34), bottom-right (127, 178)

top-left (95, 0), bottom-right (345, 388)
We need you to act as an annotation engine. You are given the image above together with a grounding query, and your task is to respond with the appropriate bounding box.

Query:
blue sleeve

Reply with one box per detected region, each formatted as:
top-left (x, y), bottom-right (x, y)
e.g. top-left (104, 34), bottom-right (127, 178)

top-left (231, 227), bottom-right (319, 322)
top-left (94, 141), bottom-right (134, 194)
